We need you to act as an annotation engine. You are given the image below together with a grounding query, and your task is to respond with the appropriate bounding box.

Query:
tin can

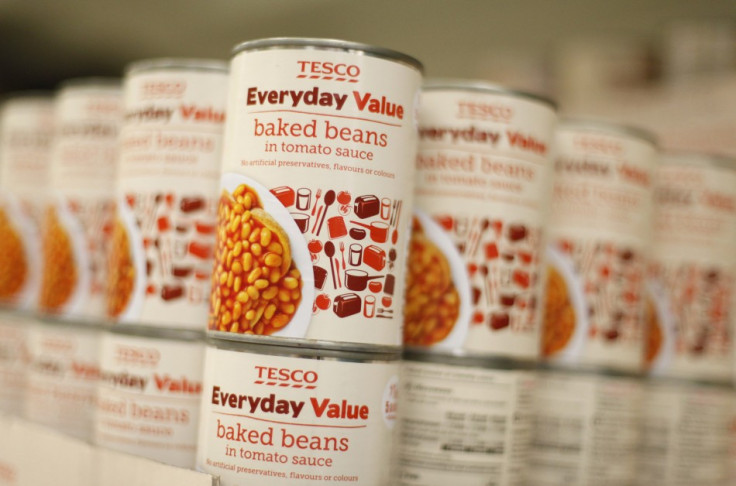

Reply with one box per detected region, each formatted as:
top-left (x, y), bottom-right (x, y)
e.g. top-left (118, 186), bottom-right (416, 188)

top-left (541, 119), bottom-right (658, 372)
top-left (0, 95), bottom-right (54, 311)
top-left (94, 326), bottom-right (205, 468)
top-left (406, 81), bottom-right (557, 359)
top-left (40, 79), bottom-right (123, 320)
top-left (644, 153), bottom-right (736, 382)
top-left (0, 311), bottom-right (30, 415)
top-left (208, 38), bottom-right (423, 348)
top-left (107, 58), bottom-right (228, 329)
top-left (636, 379), bottom-right (731, 486)
top-left (397, 350), bottom-right (535, 486)
top-left (196, 337), bottom-right (400, 485)
top-left (527, 368), bottom-right (643, 486)
top-left (24, 319), bottom-right (101, 441)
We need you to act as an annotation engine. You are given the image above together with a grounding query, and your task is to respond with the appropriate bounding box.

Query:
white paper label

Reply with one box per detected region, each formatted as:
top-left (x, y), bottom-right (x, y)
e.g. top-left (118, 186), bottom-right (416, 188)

top-left (196, 345), bottom-right (399, 485)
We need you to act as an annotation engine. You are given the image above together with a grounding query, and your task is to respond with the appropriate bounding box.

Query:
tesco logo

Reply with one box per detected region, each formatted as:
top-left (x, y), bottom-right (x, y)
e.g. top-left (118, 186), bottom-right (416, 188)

top-left (254, 366), bottom-right (318, 389)
top-left (296, 61), bottom-right (360, 83)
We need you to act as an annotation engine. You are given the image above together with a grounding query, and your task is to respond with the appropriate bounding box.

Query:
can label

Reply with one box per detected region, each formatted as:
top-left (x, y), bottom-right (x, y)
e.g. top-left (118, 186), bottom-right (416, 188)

top-left (24, 322), bottom-right (100, 441)
top-left (406, 88), bottom-right (556, 359)
top-left (107, 66), bottom-right (228, 329)
top-left (196, 345), bottom-right (399, 485)
top-left (0, 313), bottom-right (30, 415)
top-left (397, 360), bottom-right (535, 486)
top-left (541, 127), bottom-right (656, 372)
top-left (0, 99), bottom-right (54, 311)
top-left (40, 85), bottom-right (122, 320)
top-left (644, 161), bottom-right (736, 381)
top-left (94, 332), bottom-right (204, 468)
top-left (209, 46), bottom-right (422, 346)
top-left (637, 381), bottom-right (731, 486)
top-left (528, 371), bottom-right (642, 486)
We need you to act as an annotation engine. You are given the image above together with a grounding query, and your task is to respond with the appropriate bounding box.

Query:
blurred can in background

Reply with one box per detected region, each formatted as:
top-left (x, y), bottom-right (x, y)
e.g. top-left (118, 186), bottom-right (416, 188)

top-left (40, 79), bottom-right (122, 320)
top-left (107, 58), bottom-right (228, 330)
top-left (0, 95), bottom-right (54, 312)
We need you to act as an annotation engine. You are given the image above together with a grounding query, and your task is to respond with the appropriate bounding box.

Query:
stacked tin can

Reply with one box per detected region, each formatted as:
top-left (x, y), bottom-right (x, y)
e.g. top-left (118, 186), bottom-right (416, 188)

top-left (636, 152), bottom-right (736, 486)
top-left (530, 119), bottom-right (658, 486)
top-left (22, 80), bottom-right (122, 440)
top-left (194, 38), bottom-right (422, 486)
top-left (93, 59), bottom-right (228, 468)
top-left (396, 81), bottom-right (558, 486)
top-left (0, 94), bottom-right (54, 417)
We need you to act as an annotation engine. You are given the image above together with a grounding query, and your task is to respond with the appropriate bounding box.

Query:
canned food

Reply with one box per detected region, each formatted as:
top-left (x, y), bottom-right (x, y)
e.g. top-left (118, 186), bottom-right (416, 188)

top-left (406, 81), bottom-right (557, 359)
top-left (94, 326), bottom-right (205, 468)
top-left (541, 119), bottom-right (658, 372)
top-left (644, 153), bottom-right (736, 382)
top-left (208, 38), bottom-right (422, 348)
top-left (107, 59), bottom-right (228, 329)
top-left (397, 350), bottom-right (535, 486)
top-left (0, 95), bottom-right (54, 311)
top-left (637, 379), bottom-right (731, 486)
top-left (0, 311), bottom-right (30, 415)
top-left (528, 369), bottom-right (643, 486)
top-left (196, 337), bottom-right (399, 485)
top-left (24, 319), bottom-right (101, 441)
top-left (40, 79), bottom-right (122, 320)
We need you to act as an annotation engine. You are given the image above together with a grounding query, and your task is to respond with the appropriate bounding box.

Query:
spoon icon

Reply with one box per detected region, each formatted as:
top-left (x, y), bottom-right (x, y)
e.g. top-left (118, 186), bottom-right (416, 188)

top-left (324, 241), bottom-right (337, 289)
top-left (316, 190), bottom-right (335, 237)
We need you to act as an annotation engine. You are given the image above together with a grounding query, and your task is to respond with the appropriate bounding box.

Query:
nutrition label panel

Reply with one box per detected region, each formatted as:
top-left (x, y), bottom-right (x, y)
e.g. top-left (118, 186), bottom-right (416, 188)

top-left (397, 361), bottom-right (535, 486)
top-left (527, 371), bottom-right (642, 486)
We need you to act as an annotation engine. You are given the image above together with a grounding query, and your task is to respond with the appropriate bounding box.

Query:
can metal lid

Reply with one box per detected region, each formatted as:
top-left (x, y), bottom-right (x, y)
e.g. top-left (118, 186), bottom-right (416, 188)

top-left (109, 323), bottom-right (205, 343)
top-left (559, 116), bottom-right (658, 147)
top-left (125, 58), bottom-right (229, 76)
top-left (59, 77), bottom-right (123, 92)
top-left (208, 332), bottom-right (401, 363)
top-left (0, 92), bottom-right (54, 107)
top-left (661, 150), bottom-right (736, 172)
top-left (403, 347), bottom-right (538, 371)
top-left (232, 37), bottom-right (423, 73)
top-left (422, 79), bottom-right (557, 110)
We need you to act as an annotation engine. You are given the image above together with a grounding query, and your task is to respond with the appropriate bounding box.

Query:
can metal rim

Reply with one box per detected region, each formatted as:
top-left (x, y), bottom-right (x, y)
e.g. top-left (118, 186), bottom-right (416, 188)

top-left (403, 347), bottom-right (538, 371)
top-left (538, 360), bottom-right (645, 380)
top-left (109, 323), bottom-right (205, 343)
top-left (208, 332), bottom-right (401, 362)
top-left (422, 79), bottom-right (557, 110)
top-left (125, 58), bottom-right (229, 76)
top-left (559, 116), bottom-right (658, 147)
top-left (661, 150), bottom-right (736, 171)
top-left (231, 37), bottom-right (423, 73)
top-left (59, 77), bottom-right (123, 91)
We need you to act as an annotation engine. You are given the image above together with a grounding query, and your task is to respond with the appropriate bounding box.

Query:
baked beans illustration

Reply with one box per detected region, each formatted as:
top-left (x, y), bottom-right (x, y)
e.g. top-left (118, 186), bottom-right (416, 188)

top-left (643, 297), bottom-right (662, 366)
top-left (209, 183), bottom-right (303, 335)
top-left (39, 207), bottom-right (77, 312)
top-left (106, 219), bottom-right (135, 318)
top-left (541, 266), bottom-right (575, 357)
top-left (0, 207), bottom-right (28, 302)
top-left (404, 217), bottom-right (460, 345)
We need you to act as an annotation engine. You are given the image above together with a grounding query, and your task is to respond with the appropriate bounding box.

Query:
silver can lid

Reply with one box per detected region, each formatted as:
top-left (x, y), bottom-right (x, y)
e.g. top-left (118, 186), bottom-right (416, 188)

top-left (560, 116), bottom-right (658, 147)
top-left (232, 37), bottom-right (423, 73)
top-left (125, 58), bottom-right (229, 76)
top-left (422, 79), bottom-right (557, 110)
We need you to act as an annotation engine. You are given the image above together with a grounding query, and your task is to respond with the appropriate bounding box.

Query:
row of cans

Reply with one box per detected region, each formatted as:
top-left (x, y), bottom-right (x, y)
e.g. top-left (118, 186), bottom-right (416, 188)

top-left (1, 313), bottom-right (734, 485)
top-left (1, 38), bottom-right (735, 379)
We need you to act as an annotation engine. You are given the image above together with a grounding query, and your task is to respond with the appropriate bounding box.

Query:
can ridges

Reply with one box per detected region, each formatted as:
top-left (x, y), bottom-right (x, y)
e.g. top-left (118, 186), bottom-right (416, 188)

top-left (125, 58), bottom-right (229, 75)
top-left (422, 78), bottom-right (557, 109)
top-left (559, 116), bottom-right (659, 146)
top-left (232, 37), bottom-right (423, 73)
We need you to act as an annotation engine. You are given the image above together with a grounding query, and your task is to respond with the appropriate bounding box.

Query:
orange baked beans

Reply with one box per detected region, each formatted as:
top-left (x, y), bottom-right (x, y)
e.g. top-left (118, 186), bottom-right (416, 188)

top-left (209, 183), bottom-right (302, 335)
top-left (541, 266), bottom-right (575, 356)
top-left (106, 219), bottom-right (135, 318)
top-left (0, 207), bottom-right (27, 302)
top-left (403, 218), bottom-right (460, 346)
top-left (39, 207), bottom-right (77, 312)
